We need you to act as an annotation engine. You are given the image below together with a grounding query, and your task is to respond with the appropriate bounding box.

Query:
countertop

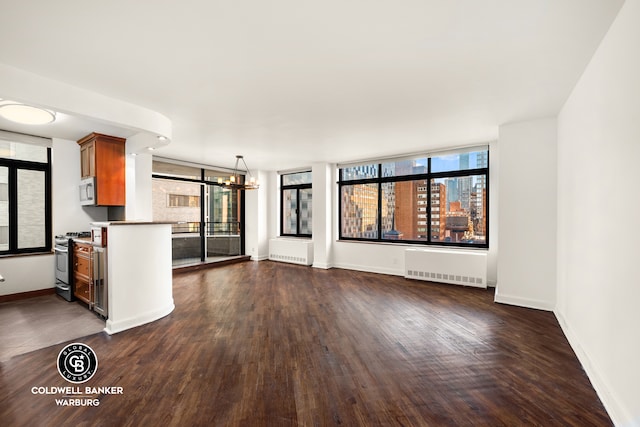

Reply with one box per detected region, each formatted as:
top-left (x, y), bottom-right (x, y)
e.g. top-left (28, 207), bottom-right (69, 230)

top-left (71, 237), bottom-right (92, 244)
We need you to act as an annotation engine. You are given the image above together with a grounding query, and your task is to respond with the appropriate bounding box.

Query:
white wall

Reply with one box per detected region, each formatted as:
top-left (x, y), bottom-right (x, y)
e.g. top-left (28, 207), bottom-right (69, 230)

top-left (333, 240), bottom-right (408, 276)
top-left (494, 118), bottom-right (557, 310)
top-left (267, 171), bottom-right (279, 240)
top-left (245, 170), bottom-right (270, 260)
top-left (53, 138), bottom-right (108, 232)
top-left (125, 150), bottom-right (153, 221)
top-left (0, 255), bottom-right (55, 296)
top-left (486, 140), bottom-right (499, 286)
top-left (556, 0), bottom-right (640, 424)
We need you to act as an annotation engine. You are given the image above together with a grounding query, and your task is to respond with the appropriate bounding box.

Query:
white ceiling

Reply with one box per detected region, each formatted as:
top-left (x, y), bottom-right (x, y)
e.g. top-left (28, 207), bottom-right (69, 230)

top-left (0, 0), bottom-right (624, 170)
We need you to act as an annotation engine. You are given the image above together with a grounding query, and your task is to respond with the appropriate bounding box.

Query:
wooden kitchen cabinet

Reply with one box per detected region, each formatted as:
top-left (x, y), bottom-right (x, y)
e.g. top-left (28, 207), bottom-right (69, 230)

top-left (80, 140), bottom-right (96, 178)
top-left (73, 242), bottom-right (93, 306)
top-left (78, 132), bottom-right (126, 206)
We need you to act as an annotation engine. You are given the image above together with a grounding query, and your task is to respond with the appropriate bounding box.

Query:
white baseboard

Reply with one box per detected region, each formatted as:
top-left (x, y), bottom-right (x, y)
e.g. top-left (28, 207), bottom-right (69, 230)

top-left (251, 255), bottom-right (269, 261)
top-left (105, 302), bottom-right (175, 335)
top-left (312, 262), bottom-right (332, 269)
top-left (493, 289), bottom-right (554, 311)
top-left (554, 310), bottom-right (633, 427)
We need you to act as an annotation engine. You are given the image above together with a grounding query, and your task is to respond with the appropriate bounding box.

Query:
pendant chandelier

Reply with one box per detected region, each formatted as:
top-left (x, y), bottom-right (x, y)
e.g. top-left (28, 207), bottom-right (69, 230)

top-left (217, 155), bottom-right (259, 190)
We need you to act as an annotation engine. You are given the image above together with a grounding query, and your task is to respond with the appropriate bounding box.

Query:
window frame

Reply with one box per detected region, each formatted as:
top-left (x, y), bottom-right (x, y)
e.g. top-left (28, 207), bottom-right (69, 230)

top-left (280, 171), bottom-right (312, 238)
top-left (338, 151), bottom-right (489, 249)
top-left (0, 149), bottom-right (52, 256)
top-left (152, 161), bottom-right (246, 261)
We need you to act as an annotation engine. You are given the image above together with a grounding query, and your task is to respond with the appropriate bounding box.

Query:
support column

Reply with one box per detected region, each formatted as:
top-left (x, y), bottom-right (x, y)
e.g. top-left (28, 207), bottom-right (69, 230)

top-left (312, 163), bottom-right (333, 269)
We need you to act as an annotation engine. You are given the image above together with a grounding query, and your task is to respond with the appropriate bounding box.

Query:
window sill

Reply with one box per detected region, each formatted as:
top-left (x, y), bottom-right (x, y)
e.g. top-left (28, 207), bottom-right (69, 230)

top-left (335, 239), bottom-right (488, 251)
top-left (0, 250), bottom-right (54, 259)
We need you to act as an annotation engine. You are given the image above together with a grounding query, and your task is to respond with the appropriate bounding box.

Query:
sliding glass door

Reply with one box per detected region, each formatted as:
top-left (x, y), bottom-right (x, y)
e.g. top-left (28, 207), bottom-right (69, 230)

top-left (152, 160), bottom-right (244, 267)
top-left (206, 184), bottom-right (242, 261)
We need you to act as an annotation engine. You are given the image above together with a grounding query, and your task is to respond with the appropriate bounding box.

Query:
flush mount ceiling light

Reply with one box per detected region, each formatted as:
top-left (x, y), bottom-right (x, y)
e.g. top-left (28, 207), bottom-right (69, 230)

top-left (0, 103), bottom-right (56, 125)
top-left (217, 155), bottom-right (259, 190)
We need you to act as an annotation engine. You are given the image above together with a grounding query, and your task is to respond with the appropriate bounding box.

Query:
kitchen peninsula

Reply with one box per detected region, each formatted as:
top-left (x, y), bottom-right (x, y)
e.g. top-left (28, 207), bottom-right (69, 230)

top-left (92, 221), bottom-right (174, 335)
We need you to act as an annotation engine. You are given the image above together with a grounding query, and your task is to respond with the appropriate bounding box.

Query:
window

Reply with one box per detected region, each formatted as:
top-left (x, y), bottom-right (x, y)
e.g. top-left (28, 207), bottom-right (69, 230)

top-left (168, 194), bottom-right (200, 208)
top-left (0, 138), bottom-right (51, 255)
top-left (338, 148), bottom-right (488, 248)
top-left (341, 183), bottom-right (378, 239)
top-left (281, 171), bottom-right (312, 237)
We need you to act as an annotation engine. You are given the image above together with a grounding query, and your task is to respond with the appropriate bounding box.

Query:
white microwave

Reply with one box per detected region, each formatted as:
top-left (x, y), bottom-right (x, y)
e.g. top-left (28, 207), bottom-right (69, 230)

top-left (79, 176), bottom-right (96, 206)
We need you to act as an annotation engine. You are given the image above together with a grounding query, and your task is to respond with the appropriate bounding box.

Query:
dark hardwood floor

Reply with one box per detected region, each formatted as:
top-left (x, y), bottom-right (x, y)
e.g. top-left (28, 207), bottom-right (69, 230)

top-left (0, 261), bottom-right (611, 426)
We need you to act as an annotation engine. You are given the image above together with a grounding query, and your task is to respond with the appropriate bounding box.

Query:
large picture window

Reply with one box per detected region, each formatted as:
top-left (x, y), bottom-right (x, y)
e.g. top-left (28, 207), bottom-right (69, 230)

top-left (0, 137), bottom-right (52, 255)
top-left (281, 171), bottom-right (312, 237)
top-left (338, 148), bottom-right (488, 248)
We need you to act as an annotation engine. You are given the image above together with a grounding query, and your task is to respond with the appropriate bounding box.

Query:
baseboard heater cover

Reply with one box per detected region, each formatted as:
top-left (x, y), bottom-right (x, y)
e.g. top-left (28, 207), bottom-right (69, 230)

top-left (405, 248), bottom-right (487, 288)
top-left (269, 238), bottom-right (313, 266)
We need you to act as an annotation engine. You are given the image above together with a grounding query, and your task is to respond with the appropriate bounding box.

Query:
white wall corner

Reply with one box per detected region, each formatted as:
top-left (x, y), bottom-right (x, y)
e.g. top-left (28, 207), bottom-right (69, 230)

top-left (311, 162), bottom-right (334, 269)
top-left (554, 310), bottom-right (631, 426)
top-left (487, 139), bottom-right (499, 286)
top-left (494, 289), bottom-right (555, 311)
top-left (496, 117), bottom-right (558, 311)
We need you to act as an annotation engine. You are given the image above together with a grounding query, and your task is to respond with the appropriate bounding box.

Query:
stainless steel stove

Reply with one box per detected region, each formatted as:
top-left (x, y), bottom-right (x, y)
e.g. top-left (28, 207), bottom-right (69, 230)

top-left (54, 231), bottom-right (91, 301)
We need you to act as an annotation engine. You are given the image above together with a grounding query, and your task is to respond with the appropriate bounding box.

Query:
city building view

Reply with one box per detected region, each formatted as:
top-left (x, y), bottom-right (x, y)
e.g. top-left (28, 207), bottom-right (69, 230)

top-left (340, 150), bottom-right (488, 246)
top-left (281, 171), bottom-right (313, 237)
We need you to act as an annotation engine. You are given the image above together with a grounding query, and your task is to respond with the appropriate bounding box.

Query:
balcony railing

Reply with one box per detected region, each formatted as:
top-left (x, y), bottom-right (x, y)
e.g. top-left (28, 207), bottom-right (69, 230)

top-left (172, 221), bottom-right (241, 236)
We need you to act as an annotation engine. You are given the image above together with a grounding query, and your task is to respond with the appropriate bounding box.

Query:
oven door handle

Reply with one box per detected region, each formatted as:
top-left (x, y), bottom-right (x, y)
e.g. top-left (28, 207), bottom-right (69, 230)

top-left (56, 283), bottom-right (70, 291)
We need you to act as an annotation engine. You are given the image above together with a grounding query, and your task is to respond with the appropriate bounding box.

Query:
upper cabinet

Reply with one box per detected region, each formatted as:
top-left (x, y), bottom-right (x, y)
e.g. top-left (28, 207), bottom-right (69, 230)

top-left (80, 139), bottom-right (96, 178)
top-left (78, 133), bottom-right (126, 206)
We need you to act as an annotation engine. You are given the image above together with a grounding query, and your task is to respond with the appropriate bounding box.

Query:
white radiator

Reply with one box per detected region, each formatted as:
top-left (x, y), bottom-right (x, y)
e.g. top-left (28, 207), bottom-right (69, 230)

top-left (404, 248), bottom-right (487, 288)
top-left (269, 238), bottom-right (314, 266)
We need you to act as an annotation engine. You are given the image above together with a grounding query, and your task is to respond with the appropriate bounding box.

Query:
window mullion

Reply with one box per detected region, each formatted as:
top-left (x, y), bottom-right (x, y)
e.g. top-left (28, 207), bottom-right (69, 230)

top-left (377, 180), bottom-right (382, 241)
top-left (427, 176), bottom-right (432, 244)
top-left (296, 188), bottom-right (301, 235)
top-left (200, 176), bottom-right (206, 262)
top-left (8, 166), bottom-right (18, 251)
top-left (427, 157), bottom-right (432, 243)
top-left (280, 175), bottom-right (284, 235)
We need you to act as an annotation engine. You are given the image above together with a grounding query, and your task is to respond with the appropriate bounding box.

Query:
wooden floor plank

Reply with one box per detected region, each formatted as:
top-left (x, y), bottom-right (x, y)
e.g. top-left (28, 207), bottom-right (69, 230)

top-left (0, 261), bottom-right (611, 426)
